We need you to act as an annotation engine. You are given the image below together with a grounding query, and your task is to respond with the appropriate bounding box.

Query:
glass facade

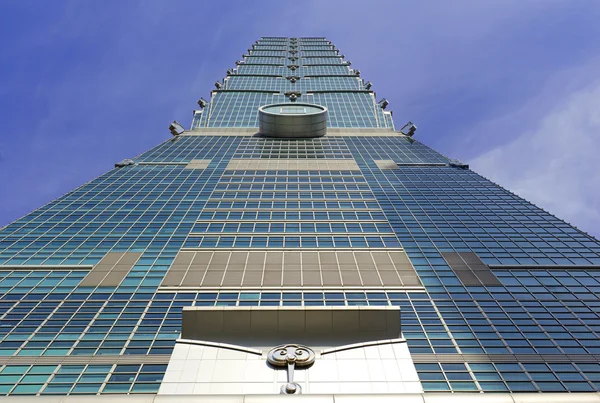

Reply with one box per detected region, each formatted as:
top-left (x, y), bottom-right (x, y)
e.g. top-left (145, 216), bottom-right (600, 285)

top-left (0, 36), bottom-right (599, 397)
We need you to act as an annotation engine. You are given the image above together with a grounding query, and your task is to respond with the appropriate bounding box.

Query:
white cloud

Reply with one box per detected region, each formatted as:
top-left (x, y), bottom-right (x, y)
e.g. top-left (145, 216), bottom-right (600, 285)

top-left (471, 81), bottom-right (600, 239)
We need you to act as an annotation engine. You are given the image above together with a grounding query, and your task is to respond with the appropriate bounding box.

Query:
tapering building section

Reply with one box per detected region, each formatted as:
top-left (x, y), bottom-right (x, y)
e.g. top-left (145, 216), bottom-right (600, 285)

top-left (0, 37), bottom-right (600, 401)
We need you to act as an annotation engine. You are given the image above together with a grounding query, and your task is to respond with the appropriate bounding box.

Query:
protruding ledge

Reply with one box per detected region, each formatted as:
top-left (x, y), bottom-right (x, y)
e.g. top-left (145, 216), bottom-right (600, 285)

top-left (182, 305), bottom-right (400, 347)
top-left (258, 103), bottom-right (327, 138)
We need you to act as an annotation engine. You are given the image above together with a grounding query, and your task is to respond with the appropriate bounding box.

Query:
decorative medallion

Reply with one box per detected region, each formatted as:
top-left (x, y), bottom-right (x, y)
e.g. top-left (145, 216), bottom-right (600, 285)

top-left (267, 344), bottom-right (315, 394)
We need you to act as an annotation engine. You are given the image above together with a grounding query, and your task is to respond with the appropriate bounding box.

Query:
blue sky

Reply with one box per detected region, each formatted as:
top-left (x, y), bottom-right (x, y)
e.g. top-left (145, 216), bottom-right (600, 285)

top-left (1, 0), bottom-right (600, 238)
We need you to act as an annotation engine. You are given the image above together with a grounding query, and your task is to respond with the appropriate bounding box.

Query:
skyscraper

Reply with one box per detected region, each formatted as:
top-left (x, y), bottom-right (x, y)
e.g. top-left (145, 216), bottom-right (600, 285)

top-left (0, 36), bottom-right (599, 401)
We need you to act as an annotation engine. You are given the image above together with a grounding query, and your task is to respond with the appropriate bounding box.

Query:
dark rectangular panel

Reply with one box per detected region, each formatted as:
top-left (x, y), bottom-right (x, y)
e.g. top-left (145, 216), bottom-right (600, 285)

top-left (473, 270), bottom-right (503, 286)
top-left (454, 271), bottom-right (482, 286)
top-left (443, 252), bottom-right (501, 287)
top-left (460, 252), bottom-right (484, 265)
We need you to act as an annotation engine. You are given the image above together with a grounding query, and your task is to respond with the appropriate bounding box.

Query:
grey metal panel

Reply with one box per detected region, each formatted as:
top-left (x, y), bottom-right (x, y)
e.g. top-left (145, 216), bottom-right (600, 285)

top-left (193, 251), bottom-right (213, 265)
top-left (225, 159), bottom-right (360, 171)
top-left (282, 270), bottom-right (301, 286)
top-left (163, 249), bottom-right (421, 288)
top-left (374, 159), bottom-right (399, 169)
top-left (184, 159), bottom-right (212, 169)
top-left (266, 251), bottom-right (283, 265)
top-left (242, 270), bottom-right (263, 286)
top-left (321, 270), bottom-right (342, 285)
top-left (96, 252), bottom-right (124, 266)
top-left (173, 251), bottom-right (195, 265)
top-left (372, 251), bottom-right (394, 266)
top-left (79, 270), bottom-right (109, 286)
top-left (303, 270), bottom-right (322, 286)
top-left (163, 268), bottom-right (187, 286)
top-left (340, 270), bottom-right (362, 285)
top-left (336, 252), bottom-right (355, 265)
top-left (229, 251), bottom-right (248, 265)
top-left (398, 271), bottom-right (422, 286)
top-left (359, 268), bottom-right (382, 286)
top-left (222, 270), bottom-right (244, 286)
top-left (263, 271), bottom-right (283, 286)
top-left (80, 252), bottom-right (141, 287)
top-left (181, 270), bottom-right (204, 285)
top-left (101, 269), bottom-right (129, 287)
top-left (202, 271), bottom-right (225, 286)
top-left (389, 251), bottom-right (411, 265)
top-left (118, 252), bottom-right (142, 265)
top-left (379, 270), bottom-right (403, 286)
top-left (247, 251), bottom-right (265, 266)
top-left (319, 251), bottom-right (336, 265)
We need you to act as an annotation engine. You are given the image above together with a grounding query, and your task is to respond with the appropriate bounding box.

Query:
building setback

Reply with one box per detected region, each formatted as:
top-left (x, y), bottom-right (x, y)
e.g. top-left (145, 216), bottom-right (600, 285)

top-left (0, 37), bottom-right (599, 402)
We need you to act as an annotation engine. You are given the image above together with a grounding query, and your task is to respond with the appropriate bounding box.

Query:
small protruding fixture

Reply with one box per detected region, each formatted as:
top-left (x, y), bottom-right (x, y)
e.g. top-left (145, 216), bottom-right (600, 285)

top-left (226, 69), bottom-right (233, 75)
top-left (197, 98), bottom-right (208, 108)
top-left (378, 98), bottom-right (389, 109)
top-left (400, 121), bottom-right (417, 137)
top-left (235, 60), bottom-right (243, 65)
top-left (364, 81), bottom-right (372, 90)
top-left (115, 158), bottom-right (136, 168)
top-left (354, 69), bottom-right (360, 76)
top-left (169, 121), bottom-right (185, 136)
top-left (448, 159), bottom-right (469, 169)
top-left (214, 81), bottom-right (222, 89)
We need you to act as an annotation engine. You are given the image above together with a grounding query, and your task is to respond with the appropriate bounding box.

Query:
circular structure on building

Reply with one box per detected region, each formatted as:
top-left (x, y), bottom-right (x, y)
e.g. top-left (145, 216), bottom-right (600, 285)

top-left (258, 103), bottom-right (327, 138)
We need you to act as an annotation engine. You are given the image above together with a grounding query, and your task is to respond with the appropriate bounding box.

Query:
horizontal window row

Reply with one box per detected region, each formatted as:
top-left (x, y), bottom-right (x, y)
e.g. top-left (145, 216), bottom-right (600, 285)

top-left (197, 210), bottom-right (386, 221)
top-left (417, 362), bottom-right (600, 393)
top-left (190, 221), bottom-right (393, 234)
top-left (209, 191), bottom-right (375, 200)
top-left (204, 200), bottom-right (379, 209)
top-left (215, 183), bottom-right (371, 191)
top-left (0, 364), bottom-right (166, 396)
top-left (182, 235), bottom-right (401, 248)
top-left (221, 173), bottom-right (365, 182)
